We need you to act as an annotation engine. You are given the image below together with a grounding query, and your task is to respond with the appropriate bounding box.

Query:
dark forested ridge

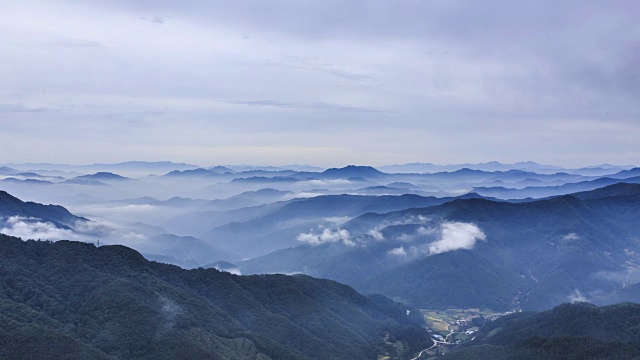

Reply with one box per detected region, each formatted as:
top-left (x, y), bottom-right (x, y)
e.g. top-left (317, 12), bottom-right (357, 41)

top-left (442, 302), bottom-right (640, 359)
top-left (0, 234), bottom-right (431, 359)
top-left (0, 190), bottom-right (86, 228)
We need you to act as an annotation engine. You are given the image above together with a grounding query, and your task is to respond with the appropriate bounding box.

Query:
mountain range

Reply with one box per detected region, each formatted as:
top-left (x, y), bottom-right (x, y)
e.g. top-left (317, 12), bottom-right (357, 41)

top-left (0, 233), bottom-right (430, 359)
top-left (237, 183), bottom-right (640, 311)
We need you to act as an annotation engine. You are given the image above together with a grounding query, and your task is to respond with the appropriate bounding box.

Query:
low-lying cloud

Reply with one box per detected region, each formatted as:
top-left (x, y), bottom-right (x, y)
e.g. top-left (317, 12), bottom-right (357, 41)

top-left (368, 229), bottom-right (385, 241)
top-left (382, 221), bottom-right (487, 260)
top-left (562, 232), bottom-right (580, 241)
top-left (0, 215), bottom-right (149, 247)
top-left (387, 246), bottom-right (407, 257)
top-left (567, 289), bottom-right (588, 303)
top-left (0, 216), bottom-right (76, 241)
top-left (427, 222), bottom-right (486, 255)
top-left (297, 228), bottom-right (354, 246)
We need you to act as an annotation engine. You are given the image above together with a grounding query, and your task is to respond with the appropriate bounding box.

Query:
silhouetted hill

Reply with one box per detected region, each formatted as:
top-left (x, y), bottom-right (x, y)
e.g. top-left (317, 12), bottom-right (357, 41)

top-left (73, 172), bottom-right (132, 181)
top-left (572, 182), bottom-right (640, 200)
top-left (163, 168), bottom-right (219, 178)
top-left (0, 190), bottom-right (87, 228)
top-left (474, 176), bottom-right (640, 199)
top-left (319, 165), bottom-right (386, 179)
top-left (0, 234), bottom-right (430, 359)
top-left (0, 166), bottom-right (18, 174)
top-left (206, 188), bottom-right (294, 211)
top-left (207, 165), bottom-right (235, 174)
top-left (611, 167), bottom-right (640, 179)
top-left (1, 178), bottom-right (52, 185)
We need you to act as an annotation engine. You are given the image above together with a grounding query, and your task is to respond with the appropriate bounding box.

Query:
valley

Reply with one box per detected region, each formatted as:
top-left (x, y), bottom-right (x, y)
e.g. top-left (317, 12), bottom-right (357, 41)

top-left (3, 161), bottom-right (640, 359)
top-left (3, 2), bottom-right (636, 358)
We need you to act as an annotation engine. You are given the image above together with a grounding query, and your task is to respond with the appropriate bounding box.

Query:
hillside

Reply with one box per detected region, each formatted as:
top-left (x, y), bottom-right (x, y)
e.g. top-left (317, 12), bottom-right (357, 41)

top-left (202, 193), bottom-right (483, 258)
top-left (239, 183), bottom-right (640, 311)
top-left (0, 234), bottom-right (431, 359)
top-left (0, 190), bottom-right (87, 228)
top-left (442, 302), bottom-right (640, 359)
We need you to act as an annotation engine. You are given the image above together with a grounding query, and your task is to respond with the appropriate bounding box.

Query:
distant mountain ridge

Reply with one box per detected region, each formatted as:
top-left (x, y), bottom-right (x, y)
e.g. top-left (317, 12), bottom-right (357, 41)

top-left (202, 192), bottom-right (486, 258)
top-left (0, 190), bottom-right (87, 229)
top-left (238, 183), bottom-right (640, 311)
top-left (73, 172), bottom-right (132, 181)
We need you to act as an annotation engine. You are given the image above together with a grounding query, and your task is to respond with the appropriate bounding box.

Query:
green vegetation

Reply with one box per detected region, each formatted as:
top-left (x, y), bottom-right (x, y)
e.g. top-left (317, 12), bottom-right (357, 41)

top-left (441, 302), bottom-right (640, 359)
top-left (0, 233), bottom-right (431, 359)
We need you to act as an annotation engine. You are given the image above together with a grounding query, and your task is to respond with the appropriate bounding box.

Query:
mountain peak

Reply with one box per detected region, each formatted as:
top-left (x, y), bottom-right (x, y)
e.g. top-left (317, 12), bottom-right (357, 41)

top-left (75, 172), bottom-right (130, 181)
top-left (321, 165), bottom-right (385, 178)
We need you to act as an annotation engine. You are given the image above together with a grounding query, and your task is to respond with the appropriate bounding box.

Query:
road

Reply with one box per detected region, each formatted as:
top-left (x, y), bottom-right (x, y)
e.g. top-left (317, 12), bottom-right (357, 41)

top-left (409, 339), bottom-right (452, 360)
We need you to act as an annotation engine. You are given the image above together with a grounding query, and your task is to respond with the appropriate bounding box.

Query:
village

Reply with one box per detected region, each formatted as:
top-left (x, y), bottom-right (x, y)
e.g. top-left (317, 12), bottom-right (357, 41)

top-left (418, 308), bottom-right (521, 357)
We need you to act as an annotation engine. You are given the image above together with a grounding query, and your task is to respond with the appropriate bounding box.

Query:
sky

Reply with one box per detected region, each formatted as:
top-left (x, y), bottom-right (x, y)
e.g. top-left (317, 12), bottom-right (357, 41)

top-left (1, 0), bottom-right (639, 167)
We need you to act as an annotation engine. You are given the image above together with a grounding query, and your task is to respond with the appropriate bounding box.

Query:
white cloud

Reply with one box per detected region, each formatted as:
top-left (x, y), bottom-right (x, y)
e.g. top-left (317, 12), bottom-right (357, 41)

top-left (387, 246), bottom-right (407, 257)
top-left (567, 289), bottom-right (588, 303)
top-left (427, 222), bottom-right (486, 255)
top-left (368, 229), bottom-right (385, 241)
top-left (214, 266), bottom-right (242, 276)
top-left (297, 228), bottom-right (354, 246)
top-left (292, 192), bottom-right (322, 198)
top-left (298, 179), bottom-right (353, 187)
top-left (0, 216), bottom-right (76, 241)
top-left (563, 233), bottom-right (580, 241)
top-left (417, 226), bottom-right (436, 235)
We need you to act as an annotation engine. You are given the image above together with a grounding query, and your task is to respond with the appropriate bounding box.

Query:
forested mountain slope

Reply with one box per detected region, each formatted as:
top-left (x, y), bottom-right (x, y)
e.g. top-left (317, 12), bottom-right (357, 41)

top-left (0, 234), bottom-right (430, 360)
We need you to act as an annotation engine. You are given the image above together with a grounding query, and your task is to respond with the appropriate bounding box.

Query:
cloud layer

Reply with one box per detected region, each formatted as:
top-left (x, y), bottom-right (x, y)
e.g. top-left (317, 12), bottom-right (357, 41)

top-left (1, 1), bottom-right (639, 166)
top-left (0, 216), bottom-right (75, 241)
top-left (297, 228), bottom-right (354, 246)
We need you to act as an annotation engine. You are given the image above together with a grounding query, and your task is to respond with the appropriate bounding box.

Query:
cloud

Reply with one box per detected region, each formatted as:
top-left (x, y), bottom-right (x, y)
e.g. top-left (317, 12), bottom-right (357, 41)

top-left (0, 215), bottom-right (149, 246)
top-left (297, 228), bottom-right (354, 246)
top-left (368, 229), bottom-right (384, 241)
top-left (417, 226), bottom-right (436, 235)
top-left (388, 225), bottom-right (438, 243)
top-left (562, 232), bottom-right (580, 241)
top-left (291, 192), bottom-right (322, 198)
top-left (427, 222), bottom-right (486, 255)
top-left (159, 296), bottom-right (182, 328)
top-left (213, 265), bottom-right (242, 276)
top-left (2, 1), bottom-right (640, 167)
top-left (567, 289), bottom-right (588, 303)
top-left (387, 246), bottom-right (406, 257)
top-left (0, 216), bottom-right (76, 241)
top-left (226, 99), bottom-right (384, 114)
top-left (298, 179), bottom-right (353, 187)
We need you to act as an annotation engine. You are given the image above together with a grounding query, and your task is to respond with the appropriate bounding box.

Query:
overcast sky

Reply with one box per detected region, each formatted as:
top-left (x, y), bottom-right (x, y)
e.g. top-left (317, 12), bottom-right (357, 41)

top-left (1, 0), bottom-right (638, 167)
